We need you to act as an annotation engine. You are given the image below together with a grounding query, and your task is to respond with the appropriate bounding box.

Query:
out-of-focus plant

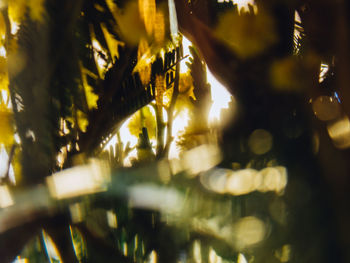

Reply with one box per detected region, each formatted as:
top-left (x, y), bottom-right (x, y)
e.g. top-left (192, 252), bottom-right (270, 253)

top-left (0, 0), bottom-right (349, 263)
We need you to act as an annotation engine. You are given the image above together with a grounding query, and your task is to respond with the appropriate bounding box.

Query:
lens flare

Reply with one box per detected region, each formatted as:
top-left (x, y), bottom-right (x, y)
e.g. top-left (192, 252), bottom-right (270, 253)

top-left (233, 216), bottom-right (266, 249)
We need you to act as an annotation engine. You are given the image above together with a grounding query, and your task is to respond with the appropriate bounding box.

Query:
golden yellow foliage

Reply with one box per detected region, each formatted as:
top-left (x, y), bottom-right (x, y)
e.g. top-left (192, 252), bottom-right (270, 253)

top-left (174, 73), bottom-right (195, 112)
top-left (215, 10), bottom-right (277, 58)
top-left (8, 0), bottom-right (26, 23)
top-left (107, 0), bottom-right (146, 45)
top-left (0, 106), bottom-right (13, 145)
top-left (100, 23), bottom-right (124, 63)
top-left (12, 146), bottom-right (22, 183)
top-left (139, 0), bottom-right (156, 36)
top-left (135, 38), bottom-right (152, 85)
top-left (77, 109), bottom-right (89, 132)
top-left (8, 0), bottom-right (45, 23)
top-left (0, 56), bottom-right (9, 91)
top-left (0, 13), bottom-right (6, 38)
top-left (179, 72), bottom-right (195, 100)
top-left (154, 11), bottom-right (165, 44)
top-left (7, 38), bottom-right (25, 78)
top-left (80, 63), bottom-right (98, 110)
top-left (89, 25), bottom-right (108, 78)
top-left (28, 0), bottom-right (46, 22)
top-left (128, 106), bottom-right (156, 139)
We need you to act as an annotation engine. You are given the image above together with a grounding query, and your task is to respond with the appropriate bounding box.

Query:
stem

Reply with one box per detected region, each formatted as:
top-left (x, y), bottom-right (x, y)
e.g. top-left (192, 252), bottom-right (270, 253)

top-left (164, 54), bottom-right (181, 158)
top-left (155, 103), bottom-right (165, 158)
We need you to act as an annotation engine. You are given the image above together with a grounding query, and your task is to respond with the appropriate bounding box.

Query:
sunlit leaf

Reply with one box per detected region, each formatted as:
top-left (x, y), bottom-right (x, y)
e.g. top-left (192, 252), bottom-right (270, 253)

top-left (100, 23), bottom-right (124, 63)
top-left (154, 11), bottom-right (165, 44)
top-left (128, 106), bottom-right (156, 139)
top-left (174, 73), bottom-right (195, 113)
top-left (138, 0), bottom-right (156, 36)
top-left (0, 105), bottom-right (13, 145)
top-left (8, 0), bottom-right (26, 23)
top-left (0, 13), bottom-right (6, 37)
top-left (27, 0), bottom-right (46, 22)
top-left (134, 37), bottom-right (152, 85)
top-left (107, 0), bottom-right (146, 45)
top-left (89, 25), bottom-right (108, 78)
top-left (0, 56), bottom-right (9, 91)
top-left (179, 72), bottom-right (195, 100)
top-left (7, 0), bottom-right (45, 23)
top-left (80, 63), bottom-right (98, 110)
top-left (77, 109), bottom-right (89, 132)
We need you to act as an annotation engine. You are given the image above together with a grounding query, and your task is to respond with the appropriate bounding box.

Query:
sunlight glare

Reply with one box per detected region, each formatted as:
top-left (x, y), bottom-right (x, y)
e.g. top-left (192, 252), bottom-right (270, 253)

top-left (168, 0), bottom-right (178, 39)
top-left (69, 202), bottom-right (84, 223)
top-left (168, 108), bottom-right (190, 159)
top-left (92, 39), bottom-right (107, 77)
top-left (180, 37), bottom-right (234, 125)
top-left (103, 134), bottom-right (118, 156)
top-left (0, 185), bottom-right (14, 208)
top-left (234, 0), bottom-right (256, 12)
top-left (12, 257), bottom-right (28, 263)
top-left (193, 240), bottom-right (202, 263)
top-left (327, 115), bottom-right (350, 149)
top-left (107, 210), bottom-right (118, 228)
top-left (180, 36), bottom-right (192, 73)
top-left (0, 146), bottom-right (9, 178)
top-left (200, 166), bottom-right (287, 195)
top-left (233, 216), bottom-right (266, 249)
top-left (183, 144), bottom-right (222, 175)
top-left (209, 247), bottom-right (223, 263)
top-left (237, 253), bottom-right (248, 263)
top-left (319, 63), bottom-right (329, 83)
top-left (47, 159), bottom-right (110, 199)
top-left (148, 250), bottom-right (158, 263)
top-left (42, 230), bottom-right (61, 262)
top-left (218, 0), bottom-right (257, 13)
top-left (129, 183), bottom-right (184, 214)
top-left (0, 146), bottom-right (15, 183)
top-left (207, 67), bottom-right (233, 124)
top-left (0, 46), bottom-right (6, 57)
top-left (10, 21), bottom-right (20, 35)
top-left (119, 117), bottom-right (139, 166)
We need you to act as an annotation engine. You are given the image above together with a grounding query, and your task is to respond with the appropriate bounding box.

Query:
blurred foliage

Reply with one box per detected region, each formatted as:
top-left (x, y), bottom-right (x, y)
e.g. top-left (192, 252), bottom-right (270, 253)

top-left (0, 0), bottom-right (349, 263)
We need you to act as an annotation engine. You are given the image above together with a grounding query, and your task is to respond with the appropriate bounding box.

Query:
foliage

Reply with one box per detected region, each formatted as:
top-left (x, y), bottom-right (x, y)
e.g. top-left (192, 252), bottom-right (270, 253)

top-left (0, 0), bottom-right (349, 263)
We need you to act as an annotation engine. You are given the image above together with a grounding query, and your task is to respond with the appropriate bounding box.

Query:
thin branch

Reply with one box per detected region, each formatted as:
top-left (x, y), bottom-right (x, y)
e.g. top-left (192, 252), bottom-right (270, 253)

top-left (164, 53), bottom-right (181, 158)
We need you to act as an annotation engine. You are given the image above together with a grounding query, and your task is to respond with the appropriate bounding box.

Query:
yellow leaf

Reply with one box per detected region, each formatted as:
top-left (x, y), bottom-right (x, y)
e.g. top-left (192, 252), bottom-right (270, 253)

top-left (80, 63), bottom-right (98, 110)
top-left (0, 56), bottom-right (9, 91)
top-left (28, 0), bottom-right (46, 22)
top-left (134, 38), bottom-right (152, 85)
top-left (12, 146), bottom-right (22, 183)
top-left (8, 0), bottom-right (27, 23)
top-left (139, 0), bottom-right (156, 36)
top-left (179, 72), bottom-right (195, 100)
top-left (0, 106), bottom-right (13, 145)
top-left (154, 11), bottom-right (165, 44)
top-left (77, 109), bottom-right (89, 132)
top-left (107, 0), bottom-right (146, 45)
top-left (89, 25), bottom-right (108, 78)
top-left (100, 23), bottom-right (125, 63)
top-left (128, 106), bottom-right (156, 139)
top-left (0, 13), bottom-right (6, 37)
